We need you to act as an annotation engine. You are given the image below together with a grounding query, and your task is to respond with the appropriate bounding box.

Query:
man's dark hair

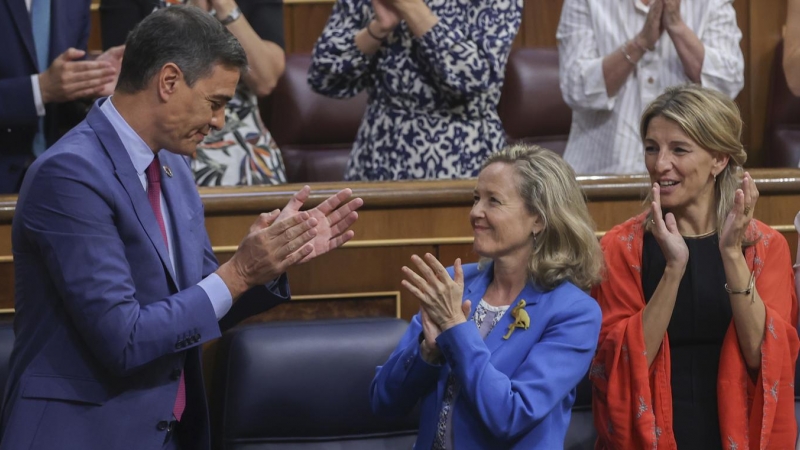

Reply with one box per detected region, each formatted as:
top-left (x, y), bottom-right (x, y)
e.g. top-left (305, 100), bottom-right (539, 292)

top-left (116, 5), bottom-right (248, 93)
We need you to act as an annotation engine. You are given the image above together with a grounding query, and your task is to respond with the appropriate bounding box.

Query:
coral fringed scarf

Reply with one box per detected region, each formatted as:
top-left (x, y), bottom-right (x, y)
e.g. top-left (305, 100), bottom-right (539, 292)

top-left (591, 213), bottom-right (799, 449)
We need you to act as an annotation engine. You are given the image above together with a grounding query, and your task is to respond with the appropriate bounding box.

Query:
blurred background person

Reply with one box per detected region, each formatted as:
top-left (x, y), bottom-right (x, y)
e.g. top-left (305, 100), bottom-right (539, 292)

top-left (591, 85), bottom-right (798, 449)
top-left (308, 0), bottom-right (522, 180)
top-left (557, 0), bottom-right (744, 175)
top-left (1, 0), bottom-right (123, 193)
top-left (784, 0), bottom-right (800, 101)
top-left (371, 145), bottom-right (603, 448)
top-left (100, 0), bottom-right (288, 186)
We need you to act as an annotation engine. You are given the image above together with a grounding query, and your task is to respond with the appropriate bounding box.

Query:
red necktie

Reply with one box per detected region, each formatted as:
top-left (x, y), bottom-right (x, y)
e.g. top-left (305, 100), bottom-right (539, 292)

top-left (146, 156), bottom-right (186, 421)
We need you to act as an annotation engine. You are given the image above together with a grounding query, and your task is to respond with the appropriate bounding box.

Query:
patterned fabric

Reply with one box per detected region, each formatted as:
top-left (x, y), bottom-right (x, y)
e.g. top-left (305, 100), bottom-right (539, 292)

top-left (433, 300), bottom-right (508, 449)
top-left (308, 0), bottom-right (522, 180)
top-left (193, 84), bottom-right (286, 186)
top-left (591, 212), bottom-right (799, 449)
top-left (154, 1), bottom-right (287, 187)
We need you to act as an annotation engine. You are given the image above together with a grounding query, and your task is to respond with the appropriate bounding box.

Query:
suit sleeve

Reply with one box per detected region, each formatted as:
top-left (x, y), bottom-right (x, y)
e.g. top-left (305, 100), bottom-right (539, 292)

top-left (19, 152), bottom-right (223, 377)
top-left (0, 77), bottom-right (38, 126)
top-left (370, 311), bottom-right (443, 416)
top-left (436, 294), bottom-right (601, 441)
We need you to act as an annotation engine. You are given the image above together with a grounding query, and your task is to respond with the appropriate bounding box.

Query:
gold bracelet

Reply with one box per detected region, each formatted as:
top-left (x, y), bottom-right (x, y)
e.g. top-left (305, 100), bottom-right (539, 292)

top-left (619, 45), bottom-right (636, 66)
top-left (724, 271), bottom-right (755, 302)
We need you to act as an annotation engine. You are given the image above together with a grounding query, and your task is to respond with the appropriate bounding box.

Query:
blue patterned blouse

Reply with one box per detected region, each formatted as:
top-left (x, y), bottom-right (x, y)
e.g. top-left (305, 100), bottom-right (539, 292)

top-left (308, 0), bottom-right (523, 180)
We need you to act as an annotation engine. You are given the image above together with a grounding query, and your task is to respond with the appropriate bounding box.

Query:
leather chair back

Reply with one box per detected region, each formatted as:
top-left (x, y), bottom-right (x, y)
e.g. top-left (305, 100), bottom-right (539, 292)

top-left (497, 47), bottom-right (572, 156)
top-left (210, 318), bottom-right (418, 450)
top-left (260, 54), bottom-right (368, 183)
top-left (564, 370), bottom-right (596, 450)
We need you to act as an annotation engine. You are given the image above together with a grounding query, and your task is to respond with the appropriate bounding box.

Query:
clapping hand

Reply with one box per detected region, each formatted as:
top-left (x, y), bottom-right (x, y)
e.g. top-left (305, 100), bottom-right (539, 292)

top-left (649, 183), bottom-right (689, 270)
top-left (402, 255), bottom-right (469, 332)
top-left (719, 172), bottom-right (758, 256)
top-left (275, 185), bottom-right (363, 263)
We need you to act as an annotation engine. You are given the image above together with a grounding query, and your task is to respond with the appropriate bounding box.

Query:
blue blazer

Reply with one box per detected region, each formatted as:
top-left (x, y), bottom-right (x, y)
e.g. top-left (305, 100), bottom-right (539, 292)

top-left (0, 99), bottom-right (289, 450)
top-left (0, 0), bottom-right (92, 192)
top-left (371, 262), bottom-right (601, 449)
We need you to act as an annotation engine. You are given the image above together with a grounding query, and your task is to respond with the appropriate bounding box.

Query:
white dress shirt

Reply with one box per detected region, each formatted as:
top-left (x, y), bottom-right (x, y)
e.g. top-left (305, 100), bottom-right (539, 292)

top-left (26, 0), bottom-right (46, 117)
top-left (556, 0), bottom-right (744, 175)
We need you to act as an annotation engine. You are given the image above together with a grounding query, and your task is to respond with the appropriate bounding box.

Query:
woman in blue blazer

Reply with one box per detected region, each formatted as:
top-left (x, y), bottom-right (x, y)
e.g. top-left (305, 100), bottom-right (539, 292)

top-left (371, 144), bottom-right (603, 449)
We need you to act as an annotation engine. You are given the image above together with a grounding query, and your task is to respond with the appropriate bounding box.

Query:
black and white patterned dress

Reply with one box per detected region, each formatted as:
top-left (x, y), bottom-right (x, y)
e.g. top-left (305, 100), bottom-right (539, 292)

top-left (308, 0), bottom-right (522, 180)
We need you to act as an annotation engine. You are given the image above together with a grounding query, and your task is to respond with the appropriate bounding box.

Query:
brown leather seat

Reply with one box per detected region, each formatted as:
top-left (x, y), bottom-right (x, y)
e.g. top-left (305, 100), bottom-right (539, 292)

top-left (497, 47), bottom-right (572, 156)
top-left (259, 53), bottom-right (368, 183)
top-left (764, 40), bottom-right (800, 167)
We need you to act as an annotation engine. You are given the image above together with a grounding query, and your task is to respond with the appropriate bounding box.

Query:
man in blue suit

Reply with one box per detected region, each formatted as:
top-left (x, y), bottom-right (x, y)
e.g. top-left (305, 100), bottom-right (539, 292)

top-left (0, 0), bottom-right (124, 193)
top-left (1, 6), bottom-right (363, 449)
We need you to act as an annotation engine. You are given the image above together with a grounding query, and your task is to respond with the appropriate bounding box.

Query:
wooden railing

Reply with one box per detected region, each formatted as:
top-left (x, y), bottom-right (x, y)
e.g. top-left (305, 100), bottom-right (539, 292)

top-left (2, 168), bottom-right (798, 321)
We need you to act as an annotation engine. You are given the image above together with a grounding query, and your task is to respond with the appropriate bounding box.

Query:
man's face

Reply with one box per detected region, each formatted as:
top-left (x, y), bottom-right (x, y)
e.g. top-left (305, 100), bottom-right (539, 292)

top-left (158, 64), bottom-right (240, 157)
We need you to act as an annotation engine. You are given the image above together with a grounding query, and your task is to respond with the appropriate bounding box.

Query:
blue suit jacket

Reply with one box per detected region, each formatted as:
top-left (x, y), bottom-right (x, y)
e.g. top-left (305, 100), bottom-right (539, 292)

top-left (0, 0), bottom-right (91, 192)
top-left (0, 99), bottom-right (289, 450)
top-left (371, 262), bottom-right (602, 449)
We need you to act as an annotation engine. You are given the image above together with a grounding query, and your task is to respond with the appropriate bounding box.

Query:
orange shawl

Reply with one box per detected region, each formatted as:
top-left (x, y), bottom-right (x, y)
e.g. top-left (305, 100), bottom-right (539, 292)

top-left (591, 213), bottom-right (799, 450)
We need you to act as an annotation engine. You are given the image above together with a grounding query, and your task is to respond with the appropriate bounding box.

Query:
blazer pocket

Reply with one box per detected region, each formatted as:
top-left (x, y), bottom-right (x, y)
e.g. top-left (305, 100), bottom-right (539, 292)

top-left (21, 375), bottom-right (108, 406)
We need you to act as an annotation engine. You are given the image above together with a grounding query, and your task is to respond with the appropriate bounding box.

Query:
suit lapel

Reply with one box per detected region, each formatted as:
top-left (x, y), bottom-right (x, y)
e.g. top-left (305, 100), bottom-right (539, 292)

top-left (462, 263), bottom-right (543, 354)
top-left (6, 0), bottom-right (37, 67)
top-left (86, 100), bottom-right (179, 289)
top-left (484, 283), bottom-right (542, 354)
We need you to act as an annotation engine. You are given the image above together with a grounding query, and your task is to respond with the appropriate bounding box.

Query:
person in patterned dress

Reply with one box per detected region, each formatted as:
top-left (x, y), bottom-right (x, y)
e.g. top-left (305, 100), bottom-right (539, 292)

top-left (308, 0), bottom-right (522, 180)
top-left (370, 145), bottom-right (604, 449)
top-left (591, 85), bottom-right (799, 450)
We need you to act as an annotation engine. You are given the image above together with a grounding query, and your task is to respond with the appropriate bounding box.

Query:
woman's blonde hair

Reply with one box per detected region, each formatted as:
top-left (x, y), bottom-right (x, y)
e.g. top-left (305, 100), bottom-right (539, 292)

top-left (479, 144), bottom-right (603, 291)
top-left (640, 84), bottom-right (746, 236)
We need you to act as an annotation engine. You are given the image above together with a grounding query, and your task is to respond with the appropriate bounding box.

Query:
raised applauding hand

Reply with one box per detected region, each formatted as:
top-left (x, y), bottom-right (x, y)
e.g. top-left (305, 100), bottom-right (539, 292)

top-left (649, 183), bottom-right (690, 270)
top-left (719, 172), bottom-right (758, 255)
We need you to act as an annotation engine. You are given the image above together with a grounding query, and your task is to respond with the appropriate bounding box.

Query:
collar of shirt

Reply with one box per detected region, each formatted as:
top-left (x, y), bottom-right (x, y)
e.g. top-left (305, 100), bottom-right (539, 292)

top-left (99, 97), bottom-right (158, 189)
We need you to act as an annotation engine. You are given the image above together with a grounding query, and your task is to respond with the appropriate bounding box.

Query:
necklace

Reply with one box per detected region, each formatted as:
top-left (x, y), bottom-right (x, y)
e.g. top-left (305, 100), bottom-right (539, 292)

top-left (681, 229), bottom-right (716, 239)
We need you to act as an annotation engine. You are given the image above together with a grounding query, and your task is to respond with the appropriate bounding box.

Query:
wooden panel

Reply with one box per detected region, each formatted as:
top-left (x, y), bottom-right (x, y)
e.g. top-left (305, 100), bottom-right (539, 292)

top-left (747, 0), bottom-right (786, 166)
top-left (283, 3), bottom-right (334, 53)
top-left (733, 0), bottom-right (751, 162)
top-left (0, 263), bottom-right (12, 310)
top-left (522, 0), bottom-right (563, 48)
top-left (2, 170), bottom-right (798, 322)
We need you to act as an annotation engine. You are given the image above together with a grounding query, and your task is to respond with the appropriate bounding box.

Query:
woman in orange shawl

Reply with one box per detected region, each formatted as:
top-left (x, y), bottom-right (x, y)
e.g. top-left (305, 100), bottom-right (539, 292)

top-left (591, 85), bottom-right (799, 450)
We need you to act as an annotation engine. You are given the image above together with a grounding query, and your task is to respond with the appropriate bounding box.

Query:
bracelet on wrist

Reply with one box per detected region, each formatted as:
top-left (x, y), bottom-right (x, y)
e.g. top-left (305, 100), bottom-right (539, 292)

top-left (619, 45), bottom-right (637, 66)
top-left (724, 270), bottom-right (755, 302)
top-left (215, 6), bottom-right (241, 25)
top-left (631, 39), bottom-right (649, 53)
top-left (366, 21), bottom-right (387, 42)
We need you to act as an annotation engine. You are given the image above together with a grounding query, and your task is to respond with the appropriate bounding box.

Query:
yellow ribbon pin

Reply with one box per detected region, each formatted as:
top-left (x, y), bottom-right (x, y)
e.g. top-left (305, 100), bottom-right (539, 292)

top-left (503, 299), bottom-right (530, 340)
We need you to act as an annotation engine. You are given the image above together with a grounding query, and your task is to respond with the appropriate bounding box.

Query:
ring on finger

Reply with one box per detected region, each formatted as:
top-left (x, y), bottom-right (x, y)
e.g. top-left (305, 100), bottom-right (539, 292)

top-left (743, 206), bottom-right (751, 215)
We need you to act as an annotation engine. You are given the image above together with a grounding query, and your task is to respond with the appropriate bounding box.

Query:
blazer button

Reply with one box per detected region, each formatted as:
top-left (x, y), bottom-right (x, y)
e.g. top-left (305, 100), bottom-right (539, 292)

top-left (170, 368), bottom-right (182, 380)
top-left (157, 421), bottom-right (169, 431)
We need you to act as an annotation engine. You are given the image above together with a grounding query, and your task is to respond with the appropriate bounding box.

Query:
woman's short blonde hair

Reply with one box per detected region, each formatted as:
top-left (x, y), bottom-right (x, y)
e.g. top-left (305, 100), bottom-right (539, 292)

top-left (640, 84), bottom-right (746, 235)
top-left (480, 144), bottom-right (603, 291)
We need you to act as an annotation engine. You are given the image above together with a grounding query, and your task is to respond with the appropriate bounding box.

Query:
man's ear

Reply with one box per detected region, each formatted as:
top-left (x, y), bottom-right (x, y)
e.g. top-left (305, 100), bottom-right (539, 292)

top-left (157, 63), bottom-right (182, 102)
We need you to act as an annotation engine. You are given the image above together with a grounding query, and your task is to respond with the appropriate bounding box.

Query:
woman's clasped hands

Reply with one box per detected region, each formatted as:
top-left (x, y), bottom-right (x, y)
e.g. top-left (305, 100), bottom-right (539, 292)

top-left (402, 254), bottom-right (471, 364)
